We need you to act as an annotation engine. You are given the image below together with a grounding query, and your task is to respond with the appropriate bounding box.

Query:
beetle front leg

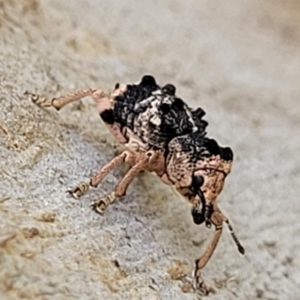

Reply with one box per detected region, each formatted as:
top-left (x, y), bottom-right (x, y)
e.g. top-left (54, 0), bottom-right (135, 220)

top-left (91, 153), bottom-right (148, 213)
top-left (193, 211), bottom-right (223, 294)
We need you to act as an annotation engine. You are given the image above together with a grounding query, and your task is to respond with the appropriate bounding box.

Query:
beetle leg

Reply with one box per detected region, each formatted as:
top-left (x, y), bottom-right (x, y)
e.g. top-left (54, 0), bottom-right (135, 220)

top-left (68, 181), bottom-right (90, 199)
top-left (25, 89), bottom-right (98, 110)
top-left (90, 191), bottom-right (117, 214)
top-left (68, 150), bottom-right (137, 198)
top-left (91, 153), bottom-right (149, 213)
top-left (193, 211), bottom-right (223, 294)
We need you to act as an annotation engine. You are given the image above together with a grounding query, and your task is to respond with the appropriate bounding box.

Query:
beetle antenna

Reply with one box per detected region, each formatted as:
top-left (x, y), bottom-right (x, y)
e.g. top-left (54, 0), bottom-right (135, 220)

top-left (225, 220), bottom-right (245, 255)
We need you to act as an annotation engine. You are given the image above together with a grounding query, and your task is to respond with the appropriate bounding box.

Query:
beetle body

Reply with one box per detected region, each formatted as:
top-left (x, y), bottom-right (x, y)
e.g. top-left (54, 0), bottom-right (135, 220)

top-left (26, 75), bottom-right (243, 295)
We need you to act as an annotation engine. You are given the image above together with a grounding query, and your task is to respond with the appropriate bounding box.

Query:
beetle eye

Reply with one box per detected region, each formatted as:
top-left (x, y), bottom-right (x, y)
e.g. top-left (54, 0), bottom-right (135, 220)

top-left (192, 175), bottom-right (204, 190)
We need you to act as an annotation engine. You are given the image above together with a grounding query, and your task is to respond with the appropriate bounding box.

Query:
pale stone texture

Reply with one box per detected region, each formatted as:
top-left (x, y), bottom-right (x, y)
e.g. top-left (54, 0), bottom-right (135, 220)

top-left (0, 0), bottom-right (300, 299)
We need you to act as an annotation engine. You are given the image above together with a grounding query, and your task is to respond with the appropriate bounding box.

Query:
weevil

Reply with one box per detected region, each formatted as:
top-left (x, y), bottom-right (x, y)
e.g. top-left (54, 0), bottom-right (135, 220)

top-left (25, 75), bottom-right (244, 294)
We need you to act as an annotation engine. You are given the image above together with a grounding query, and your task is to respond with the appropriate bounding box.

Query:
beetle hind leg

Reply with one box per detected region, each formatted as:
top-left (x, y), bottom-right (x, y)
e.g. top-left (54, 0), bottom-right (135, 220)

top-left (25, 89), bottom-right (97, 110)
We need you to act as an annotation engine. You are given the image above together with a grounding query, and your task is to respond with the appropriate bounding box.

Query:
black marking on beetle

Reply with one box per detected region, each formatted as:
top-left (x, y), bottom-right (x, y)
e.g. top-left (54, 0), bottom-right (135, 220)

top-left (100, 109), bottom-right (115, 125)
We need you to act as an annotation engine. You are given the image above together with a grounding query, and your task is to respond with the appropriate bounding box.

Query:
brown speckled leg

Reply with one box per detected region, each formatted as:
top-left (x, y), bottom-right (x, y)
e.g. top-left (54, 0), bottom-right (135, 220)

top-left (69, 150), bottom-right (137, 199)
top-left (25, 89), bottom-right (97, 110)
top-left (90, 151), bottom-right (137, 188)
top-left (91, 154), bottom-right (148, 213)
